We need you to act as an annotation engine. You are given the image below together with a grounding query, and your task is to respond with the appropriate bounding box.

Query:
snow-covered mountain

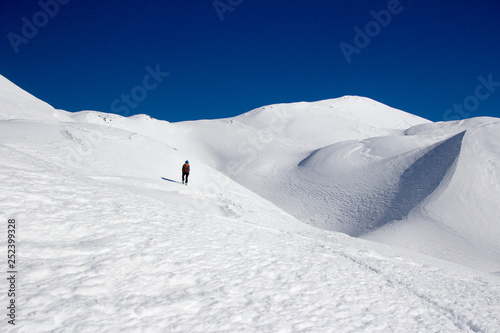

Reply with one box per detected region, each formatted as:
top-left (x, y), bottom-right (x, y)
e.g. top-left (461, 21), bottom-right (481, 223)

top-left (1, 75), bottom-right (500, 332)
top-left (58, 87), bottom-right (500, 273)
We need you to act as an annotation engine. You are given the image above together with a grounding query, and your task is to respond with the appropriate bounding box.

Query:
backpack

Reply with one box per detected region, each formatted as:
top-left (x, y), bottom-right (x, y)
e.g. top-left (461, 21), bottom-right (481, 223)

top-left (183, 163), bottom-right (190, 173)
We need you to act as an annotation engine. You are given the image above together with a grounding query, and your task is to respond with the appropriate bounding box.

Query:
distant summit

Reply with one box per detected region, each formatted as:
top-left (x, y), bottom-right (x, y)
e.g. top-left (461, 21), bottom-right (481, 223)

top-left (233, 96), bottom-right (430, 146)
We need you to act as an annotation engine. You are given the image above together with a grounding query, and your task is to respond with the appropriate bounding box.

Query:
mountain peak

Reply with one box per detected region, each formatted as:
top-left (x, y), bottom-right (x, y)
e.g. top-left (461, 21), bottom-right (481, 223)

top-left (0, 75), bottom-right (72, 122)
top-left (232, 96), bottom-right (430, 147)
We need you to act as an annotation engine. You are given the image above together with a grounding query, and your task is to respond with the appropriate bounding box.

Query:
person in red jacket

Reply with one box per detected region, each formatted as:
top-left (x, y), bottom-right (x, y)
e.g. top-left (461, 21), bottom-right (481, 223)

top-left (182, 160), bottom-right (190, 185)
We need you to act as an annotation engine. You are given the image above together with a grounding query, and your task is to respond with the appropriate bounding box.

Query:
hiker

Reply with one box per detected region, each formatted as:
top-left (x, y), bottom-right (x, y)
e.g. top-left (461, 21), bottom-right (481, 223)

top-left (182, 160), bottom-right (190, 185)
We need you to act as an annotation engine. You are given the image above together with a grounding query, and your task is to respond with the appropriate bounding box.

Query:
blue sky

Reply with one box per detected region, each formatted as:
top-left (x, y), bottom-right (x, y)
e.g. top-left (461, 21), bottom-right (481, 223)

top-left (1, 0), bottom-right (499, 122)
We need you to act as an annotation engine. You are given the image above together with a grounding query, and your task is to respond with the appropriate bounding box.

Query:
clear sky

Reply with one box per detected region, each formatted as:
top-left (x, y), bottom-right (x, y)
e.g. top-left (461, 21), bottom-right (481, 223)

top-left (1, 0), bottom-right (499, 122)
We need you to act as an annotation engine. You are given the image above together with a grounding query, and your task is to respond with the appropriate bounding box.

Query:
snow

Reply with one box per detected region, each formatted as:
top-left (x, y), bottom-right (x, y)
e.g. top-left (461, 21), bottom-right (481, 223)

top-left (1, 75), bottom-right (500, 332)
top-left (0, 76), bottom-right (72, 123)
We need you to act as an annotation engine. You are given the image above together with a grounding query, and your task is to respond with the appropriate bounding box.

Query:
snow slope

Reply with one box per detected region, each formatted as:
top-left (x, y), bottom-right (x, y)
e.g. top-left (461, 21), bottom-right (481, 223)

top-left (0, 76), bottom-right (72, 123)
top-left (2, 75), bottom-right (500, 331)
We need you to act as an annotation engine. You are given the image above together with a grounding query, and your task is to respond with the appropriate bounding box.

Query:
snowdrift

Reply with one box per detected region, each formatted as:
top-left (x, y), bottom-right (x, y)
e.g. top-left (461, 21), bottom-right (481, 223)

top-left (295, 131), bottom-right (466, 236)
top-left (365, 119), bottom-right (500, 270)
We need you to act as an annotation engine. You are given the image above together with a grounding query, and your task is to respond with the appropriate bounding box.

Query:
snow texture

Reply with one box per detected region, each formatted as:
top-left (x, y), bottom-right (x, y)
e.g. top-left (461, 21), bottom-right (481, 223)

top-left (1, 75), bottom-right (500, 332)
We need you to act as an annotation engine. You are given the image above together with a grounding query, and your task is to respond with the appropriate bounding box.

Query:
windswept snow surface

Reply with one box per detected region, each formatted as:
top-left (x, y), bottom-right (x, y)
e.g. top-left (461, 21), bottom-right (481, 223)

top-left (2, 75), bottom-right (500, 331)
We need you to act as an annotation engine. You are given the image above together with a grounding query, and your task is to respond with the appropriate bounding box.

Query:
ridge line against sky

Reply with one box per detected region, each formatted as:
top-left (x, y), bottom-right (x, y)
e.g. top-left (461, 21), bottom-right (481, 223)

top-left (1, 0), bottom-right (499, 122)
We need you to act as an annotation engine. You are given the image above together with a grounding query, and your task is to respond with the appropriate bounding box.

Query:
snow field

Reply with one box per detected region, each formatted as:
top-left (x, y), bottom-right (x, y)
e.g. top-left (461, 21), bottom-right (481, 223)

top-left (1, 75), bottom-right (500, 331)
top-left (2, 121), bottom-right (500, 332)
